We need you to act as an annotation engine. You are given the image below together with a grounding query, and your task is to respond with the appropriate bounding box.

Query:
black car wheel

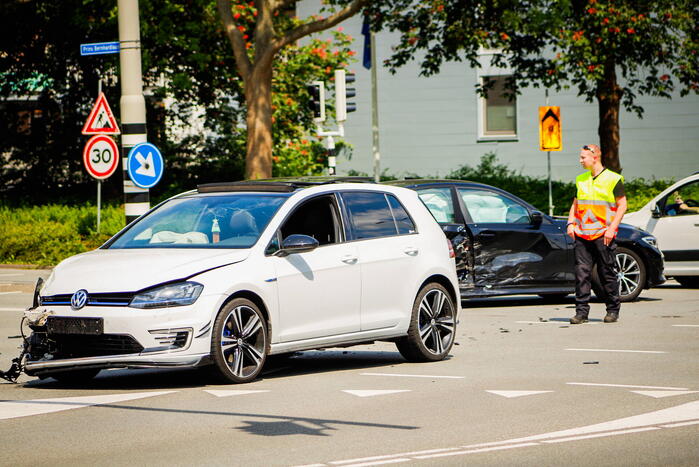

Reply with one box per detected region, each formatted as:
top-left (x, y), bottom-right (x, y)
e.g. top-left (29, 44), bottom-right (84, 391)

top-left (593, 247), bottom-right (646, 302)
top-left (675, 276), bottom-right (699, 288)
top-left (210, 298), bottom-right (268, 384)
top-left (396, 283), bottom-right (456, 362)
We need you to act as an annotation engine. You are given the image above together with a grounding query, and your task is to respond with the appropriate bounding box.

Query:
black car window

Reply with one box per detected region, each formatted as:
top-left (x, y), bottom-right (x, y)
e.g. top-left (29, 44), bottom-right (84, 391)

top-left (279, 195), bottom-right (342, 246)
top-left (458, 188), bottom-right (530, 224)
top-left (342, 192), bottom-right (399, 239)
top-left (387, 194), bottom-right (417, 235)
top-left (416, 187), bottom-right (455, 223)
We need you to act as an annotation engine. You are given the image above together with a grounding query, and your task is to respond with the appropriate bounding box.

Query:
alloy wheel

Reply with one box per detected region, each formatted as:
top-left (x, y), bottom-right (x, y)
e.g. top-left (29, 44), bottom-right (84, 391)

top-left (616, 252), bottom-right (641, 298)
top-left (417, 289), bottom-right (455, 355)
top-left (220, 305), bottom-right (266, 379)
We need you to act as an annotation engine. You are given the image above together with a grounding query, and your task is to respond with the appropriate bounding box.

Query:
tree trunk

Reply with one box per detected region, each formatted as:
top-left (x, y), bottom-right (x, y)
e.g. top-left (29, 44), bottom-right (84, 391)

top-left (244, 64), bottom-right (274, 179)
top-left (596, 59), bottom-right (623, 173)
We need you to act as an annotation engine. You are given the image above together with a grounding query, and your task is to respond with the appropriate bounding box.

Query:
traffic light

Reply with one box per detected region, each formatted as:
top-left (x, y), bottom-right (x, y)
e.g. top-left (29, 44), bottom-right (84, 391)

top-left (335, 69), bottom-right (356, 122)
top-left (306, 81), bottom-right (325, 122)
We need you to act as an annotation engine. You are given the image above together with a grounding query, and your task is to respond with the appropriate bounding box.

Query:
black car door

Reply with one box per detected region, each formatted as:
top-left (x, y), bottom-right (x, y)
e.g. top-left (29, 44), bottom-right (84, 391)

top-left (456, 187), bottom-right (572, 289)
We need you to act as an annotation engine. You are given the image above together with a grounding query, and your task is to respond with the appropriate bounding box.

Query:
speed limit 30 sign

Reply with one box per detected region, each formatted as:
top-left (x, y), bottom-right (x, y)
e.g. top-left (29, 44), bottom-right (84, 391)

top-left (83, 135), bottom-right (119, 179)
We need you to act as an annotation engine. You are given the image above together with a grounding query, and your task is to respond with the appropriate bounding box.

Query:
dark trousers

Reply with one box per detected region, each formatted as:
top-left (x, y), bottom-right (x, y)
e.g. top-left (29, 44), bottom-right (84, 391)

top-left (574, 237), bottom-right (620, 316)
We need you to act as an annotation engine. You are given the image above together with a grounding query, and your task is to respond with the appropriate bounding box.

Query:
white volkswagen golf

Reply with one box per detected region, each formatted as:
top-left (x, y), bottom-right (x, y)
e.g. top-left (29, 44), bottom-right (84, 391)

top-left (23, 180), bottom-right (460, 383)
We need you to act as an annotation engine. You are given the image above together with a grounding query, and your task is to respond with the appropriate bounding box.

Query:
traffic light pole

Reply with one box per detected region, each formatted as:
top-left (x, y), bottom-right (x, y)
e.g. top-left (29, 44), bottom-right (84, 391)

top-left (315, 124), bottom-right (346, 176)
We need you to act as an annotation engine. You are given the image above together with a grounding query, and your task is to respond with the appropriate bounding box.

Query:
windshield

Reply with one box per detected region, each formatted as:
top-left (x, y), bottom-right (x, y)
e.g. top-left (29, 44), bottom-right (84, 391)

top-left (107, 193), bottom-right (289, 249)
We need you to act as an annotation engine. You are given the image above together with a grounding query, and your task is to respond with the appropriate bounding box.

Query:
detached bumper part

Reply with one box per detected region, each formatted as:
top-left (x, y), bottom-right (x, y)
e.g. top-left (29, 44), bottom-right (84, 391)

top-left (23, 352), bottom-right (210, 376)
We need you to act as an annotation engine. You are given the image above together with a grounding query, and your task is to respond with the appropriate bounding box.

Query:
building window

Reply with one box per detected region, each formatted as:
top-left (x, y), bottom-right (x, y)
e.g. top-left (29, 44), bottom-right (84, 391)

top-left (479, 75), bottom-right (517, 139)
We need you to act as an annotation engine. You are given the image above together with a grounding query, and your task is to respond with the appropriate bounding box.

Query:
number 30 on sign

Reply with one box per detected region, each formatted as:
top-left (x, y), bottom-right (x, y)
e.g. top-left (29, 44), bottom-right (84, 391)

top-left (83, 135), bottom-right (119, 180)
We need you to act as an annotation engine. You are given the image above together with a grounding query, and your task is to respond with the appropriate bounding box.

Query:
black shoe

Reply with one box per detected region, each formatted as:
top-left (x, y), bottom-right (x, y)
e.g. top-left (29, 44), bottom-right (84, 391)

top-left (604, 313), bottom-right (619, 323)
top-left (570, 315), bottom-right (588, 324)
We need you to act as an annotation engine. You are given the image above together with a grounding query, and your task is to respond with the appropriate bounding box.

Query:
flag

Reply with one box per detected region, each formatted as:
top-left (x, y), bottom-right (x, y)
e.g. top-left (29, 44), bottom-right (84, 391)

top-left (362, 16), bottom-right (371, 69)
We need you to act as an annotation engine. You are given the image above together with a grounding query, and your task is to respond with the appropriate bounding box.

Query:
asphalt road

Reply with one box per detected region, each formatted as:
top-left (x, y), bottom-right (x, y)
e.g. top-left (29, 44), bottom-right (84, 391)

top-left (0, 268), bottom-right (697, 466)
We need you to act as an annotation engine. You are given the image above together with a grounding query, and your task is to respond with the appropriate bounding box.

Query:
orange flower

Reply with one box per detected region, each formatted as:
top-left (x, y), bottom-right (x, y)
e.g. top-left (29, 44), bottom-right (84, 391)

top-left (587, 7), bottom-right (596, 14)
top-left (233, 12), bottom-right (241, 19)
top-left (602, 17), bottom-right (609, 24)
top-left (500, 32), bottom-right (510, 41)
top-left (588, 65), bottom-right (596, 71)
top-left (627, 28), bottom-right (635, 34)
top-left (660, 74), bottom-right (670, 81)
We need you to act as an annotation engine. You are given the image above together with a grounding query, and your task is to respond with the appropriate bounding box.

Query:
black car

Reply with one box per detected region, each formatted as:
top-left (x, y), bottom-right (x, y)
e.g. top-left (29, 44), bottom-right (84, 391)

top-left (387, 180), bottom-right (665, 302)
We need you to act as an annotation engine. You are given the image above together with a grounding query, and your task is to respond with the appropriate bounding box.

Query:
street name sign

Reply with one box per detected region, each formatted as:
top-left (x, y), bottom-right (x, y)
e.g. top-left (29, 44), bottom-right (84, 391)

top-left (127, 143), bottom-right (164, 189)
top-left (80, 42), bottom-right (120, 56)
top-left (83, 135), bottom-right (119, 180)
top-left (82, 92), bottom-right (121, 135)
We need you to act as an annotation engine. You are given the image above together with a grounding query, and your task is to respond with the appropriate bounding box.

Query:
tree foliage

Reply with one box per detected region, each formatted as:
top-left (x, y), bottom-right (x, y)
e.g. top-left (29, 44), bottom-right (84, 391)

top-left (371, 0), bottom-right (699, 172)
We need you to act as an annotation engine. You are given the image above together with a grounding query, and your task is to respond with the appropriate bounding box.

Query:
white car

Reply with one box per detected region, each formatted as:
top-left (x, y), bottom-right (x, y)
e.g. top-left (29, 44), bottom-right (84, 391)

top-left (624, 172), bottom-right (699, 287)
top-left (23, 180), bottom-right (460, 383)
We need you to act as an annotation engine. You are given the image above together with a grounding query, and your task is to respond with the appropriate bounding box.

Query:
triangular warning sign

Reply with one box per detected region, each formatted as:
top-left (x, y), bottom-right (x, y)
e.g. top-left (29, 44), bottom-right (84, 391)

top-left (82, 92), bottom-right (120, 135)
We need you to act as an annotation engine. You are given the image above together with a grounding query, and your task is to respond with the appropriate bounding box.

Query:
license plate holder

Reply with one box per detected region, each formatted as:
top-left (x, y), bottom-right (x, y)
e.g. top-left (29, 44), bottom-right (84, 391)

top-left (46, 317), bottom-right (104, 335)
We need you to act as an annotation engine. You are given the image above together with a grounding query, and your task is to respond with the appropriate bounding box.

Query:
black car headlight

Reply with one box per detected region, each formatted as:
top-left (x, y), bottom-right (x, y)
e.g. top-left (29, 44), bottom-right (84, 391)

top-left (129, 282), bottom-right (204, 309)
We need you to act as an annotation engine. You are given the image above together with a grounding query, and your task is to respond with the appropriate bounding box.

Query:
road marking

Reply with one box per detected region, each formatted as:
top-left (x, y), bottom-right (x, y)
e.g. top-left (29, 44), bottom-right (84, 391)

top-left (0, 308), bottom-right (26, 312)
top-left (672, 324), bottom-right (699, 327)
top-left (0, 273), bottom-right (23, 277)
top-left (361, 373), bottom-right (464, 379)
top-left (299, 399), bottom-right (699, 466)
top-left (567, 382), bottom-right (689, 390)
top-left (486, 390), bottom-right (554, 399)
top-left (541, 426), bottom-right (659, 443)
top-left (0, 291), bottom-right (21, 295)
top-left (566, 348), bottom-right (666, 354)
top-left (204, 389), bottom-right (270, 397)
top-left (630, 390), bottom-right (699, 399)
top-left (342, 390), bottom-right (411, 398)
top-left (0, 391), bottom-right (176, 420)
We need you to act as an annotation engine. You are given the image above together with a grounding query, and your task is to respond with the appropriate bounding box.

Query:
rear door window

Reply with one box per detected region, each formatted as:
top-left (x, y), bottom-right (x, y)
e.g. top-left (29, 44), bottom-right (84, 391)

top-left (341, 192), bottom-right (399, 240)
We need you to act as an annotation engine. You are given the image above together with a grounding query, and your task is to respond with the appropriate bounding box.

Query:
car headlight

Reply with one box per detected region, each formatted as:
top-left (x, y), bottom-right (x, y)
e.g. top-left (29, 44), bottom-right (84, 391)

top-left (641, 236), bottom-right (658, 248)
top-left (129, 282), bottom-right (204, 309)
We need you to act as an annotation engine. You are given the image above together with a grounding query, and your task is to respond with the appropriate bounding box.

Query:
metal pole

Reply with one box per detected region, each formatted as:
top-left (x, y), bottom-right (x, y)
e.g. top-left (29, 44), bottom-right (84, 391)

top-left (370, 31), bottom-right (381, 183)
top-left (327, 135), bottom-right (336, 175)
top-left (545, 90), bottom-right (553, 216)
top-left (97, 181), bottom-right (102, 233)
top-left (118, 0), bottom-right (148, 225)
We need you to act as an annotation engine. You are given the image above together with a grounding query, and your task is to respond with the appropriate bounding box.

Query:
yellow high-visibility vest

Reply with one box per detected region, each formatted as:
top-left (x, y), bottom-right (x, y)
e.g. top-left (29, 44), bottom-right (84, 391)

top-left (574, 169), bottom-right (623, 240)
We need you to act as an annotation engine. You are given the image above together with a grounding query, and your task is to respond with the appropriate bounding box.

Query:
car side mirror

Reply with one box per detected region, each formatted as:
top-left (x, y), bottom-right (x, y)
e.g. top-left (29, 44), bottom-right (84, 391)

top-left (440, 223), bottom-right (465, 240)
top-left (651, 204), bottom-right (662, 218)
top-left (275, 234), bottom-right (319, 257)
top-left (530, 210), bottom-right (544, 227)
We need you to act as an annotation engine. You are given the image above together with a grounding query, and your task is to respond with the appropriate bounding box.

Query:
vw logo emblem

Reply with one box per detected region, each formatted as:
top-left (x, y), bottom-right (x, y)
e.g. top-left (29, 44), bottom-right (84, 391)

top-left (71, 289), bottom-right (89, 310)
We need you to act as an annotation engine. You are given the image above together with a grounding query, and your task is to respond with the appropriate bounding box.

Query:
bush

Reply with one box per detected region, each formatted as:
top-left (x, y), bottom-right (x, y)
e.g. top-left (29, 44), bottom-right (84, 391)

top-left (0, 204), bottom-right (125, 267)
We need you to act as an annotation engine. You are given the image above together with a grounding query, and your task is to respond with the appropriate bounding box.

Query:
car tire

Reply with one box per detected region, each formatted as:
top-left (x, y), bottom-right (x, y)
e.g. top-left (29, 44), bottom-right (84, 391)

top-left (210, 298), bottom-right (269, 384)
top-left (49, 369), bottom-right (101, 383)
top-left (396, 283), bottom-right (456, 362)
top-left (593, 247), bottom-right (646, 302)
top-left (675, 276), bottom-right (699, 288)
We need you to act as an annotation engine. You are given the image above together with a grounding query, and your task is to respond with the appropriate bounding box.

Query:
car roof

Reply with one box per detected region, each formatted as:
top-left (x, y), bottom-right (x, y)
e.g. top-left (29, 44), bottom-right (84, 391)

top-left (197, 176), bottom-right (374, 193)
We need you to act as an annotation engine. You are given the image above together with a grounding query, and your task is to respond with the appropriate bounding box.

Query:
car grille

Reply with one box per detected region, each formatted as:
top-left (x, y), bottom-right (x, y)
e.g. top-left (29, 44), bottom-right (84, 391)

top-left (49, 334), bottom-right (144, 358)
top-left (41, 292), bottom-right (135, 307)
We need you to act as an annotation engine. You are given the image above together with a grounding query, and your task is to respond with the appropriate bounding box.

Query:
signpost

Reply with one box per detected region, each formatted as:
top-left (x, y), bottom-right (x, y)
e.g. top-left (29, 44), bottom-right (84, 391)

top-left (127, 143), bottom-right (164, 189)
top-left (83, 135), bottom-right (120, 233)
top-left (539, 101), bottom-right (562, 216)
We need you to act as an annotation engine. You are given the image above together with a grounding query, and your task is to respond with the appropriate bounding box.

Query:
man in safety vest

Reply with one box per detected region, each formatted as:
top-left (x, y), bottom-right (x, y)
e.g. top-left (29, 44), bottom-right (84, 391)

top-left (566, 144), bottom-right (627, 324)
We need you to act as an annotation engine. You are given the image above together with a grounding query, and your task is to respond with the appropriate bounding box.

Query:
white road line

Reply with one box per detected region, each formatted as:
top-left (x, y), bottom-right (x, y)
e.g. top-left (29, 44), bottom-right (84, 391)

top-left (541, 427), bottom-right (659, 443)
top-left (0, 273), bottom-right (23, 277)
top-left (486, 390), bottom-right (554, 398)
top-left (0, 291), bottom-right (21, 295)
top-left (360, 373), bottom-right (464, 379)
top-left (342, 390), bottom-right (411, 398)
top-left (672, 324), bottom-right (699, 327)
top-left (299, 400), bottom-right (699, 467)
top-left (0, 391), bottom-right (177, 420)
top-left (630, 390), bottom-right (699, 399)
top-left (567, 382), bottom-right (689, 390)
top-left (0, 308), bottom-right (26, 312)
top-left (566, 348), bottom-right (666, 354)
top-left (204, 390), bottom-right (270, 397)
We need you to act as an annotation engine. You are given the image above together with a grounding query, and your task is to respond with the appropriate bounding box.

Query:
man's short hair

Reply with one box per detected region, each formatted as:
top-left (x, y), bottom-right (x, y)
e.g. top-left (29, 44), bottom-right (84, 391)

top-left (583, 144), bottom-right (601, 159)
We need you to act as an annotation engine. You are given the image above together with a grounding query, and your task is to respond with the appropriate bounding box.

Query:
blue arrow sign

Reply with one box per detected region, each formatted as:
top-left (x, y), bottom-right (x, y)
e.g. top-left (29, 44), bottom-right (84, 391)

top-left (127, 143), bottom-right (164, 189)
top-left (80, 42), bottom-right (120, 56)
